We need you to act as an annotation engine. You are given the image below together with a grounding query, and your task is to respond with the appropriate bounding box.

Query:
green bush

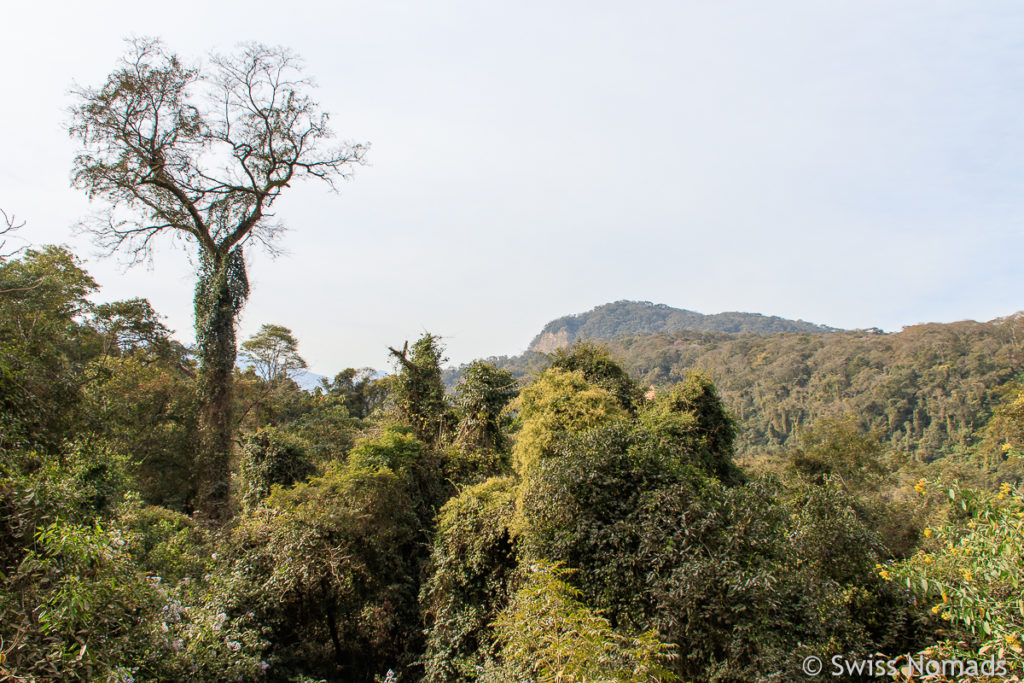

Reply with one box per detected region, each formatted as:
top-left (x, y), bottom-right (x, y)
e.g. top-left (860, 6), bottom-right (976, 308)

top-left (484, 561), bottom-right (678, 682)
top-left (440, 444), bottom-right (509, 490)
top-left (511, 368), bottom-right (627, 474)
top-left (0, 518), bottom-right (263, 681)
top-left (548, 341), bottom-right (644, 411)
top-left (513, 415), bottom-right (919, 681)
top-left (421, 476), bottom-right (518, 682)
top-left (348, 426), bottom-right (450, 527)
top-left (639, 372), bottom-right (742, 484)
top-left (889, 480), bottom-right (1024, 677)
top-left (0, 443), bottom-right (132, 576)
top-left (117, 501), bottom-right (211, 584)
top-left (453, 361), bottom-right (518, 452)
top-left (83, 355), bottom-right (200, 511)
top-left (228, 459), bottom-right (423, 681)
top-left (238, 427), bottom-right (315, 511)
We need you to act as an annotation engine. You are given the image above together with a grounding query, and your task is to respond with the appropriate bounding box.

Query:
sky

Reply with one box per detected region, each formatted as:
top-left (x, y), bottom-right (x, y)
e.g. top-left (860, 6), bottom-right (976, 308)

top-left (3, 1), bottom-right (1024, 375)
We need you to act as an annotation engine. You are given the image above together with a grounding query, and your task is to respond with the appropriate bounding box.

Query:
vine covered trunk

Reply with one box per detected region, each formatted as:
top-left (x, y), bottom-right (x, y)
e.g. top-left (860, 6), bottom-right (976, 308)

top-left (194, 250), bottom-right (249, 522)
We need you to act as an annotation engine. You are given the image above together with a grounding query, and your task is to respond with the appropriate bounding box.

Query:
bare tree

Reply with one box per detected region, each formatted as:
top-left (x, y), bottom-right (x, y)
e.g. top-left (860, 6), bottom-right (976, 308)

top-left (0, 208), bottom-right (26, 260)
top-left (69, 38), bottom-right (367, 521)
top-left (0, 210), bottom-right (39, 296)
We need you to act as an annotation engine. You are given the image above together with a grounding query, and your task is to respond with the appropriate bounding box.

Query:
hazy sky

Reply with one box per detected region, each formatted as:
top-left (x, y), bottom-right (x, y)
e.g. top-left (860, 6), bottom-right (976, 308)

top-left (3, 1), bottom-right (1023, 374)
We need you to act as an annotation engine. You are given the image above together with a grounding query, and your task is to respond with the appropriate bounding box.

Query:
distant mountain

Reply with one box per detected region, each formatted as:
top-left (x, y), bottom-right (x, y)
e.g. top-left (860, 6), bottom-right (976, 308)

top-left (528, 301), bottom-right (838, 352)
top-left (291, 369), bottom-right (327, 391)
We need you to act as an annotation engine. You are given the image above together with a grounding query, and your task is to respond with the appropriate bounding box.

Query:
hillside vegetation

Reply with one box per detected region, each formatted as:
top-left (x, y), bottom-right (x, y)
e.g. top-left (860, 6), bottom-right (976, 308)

top-left (529, 300), bottom-right (837, 352)
top-left (484, 317), bottom-right (1024, 467)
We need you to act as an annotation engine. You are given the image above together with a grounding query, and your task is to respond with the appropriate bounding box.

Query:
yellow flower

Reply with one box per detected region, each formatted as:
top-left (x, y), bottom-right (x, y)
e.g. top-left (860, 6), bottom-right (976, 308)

top-left (931, 605), bottom-right (941, 614)
top-left (941, 612), bottom-right (952, 621)
top-left (879, 569), bottom-right (891, 580)
top-left (1001, 482), bottom-right (1012, 495)
top-left (1007, 633), bottom-right (1020, 645)
top-left (924, 528), bottom-right (933, 537)
top-left (961, 569), bottom-right (973, 582)
top-left (923, 555), bottom-right (932, 563)
top-left (915, 479), bottom-right (927, 494)
top-left (942, 591), bottom-right (948, 603)
top-left (1002, 442), bottom-right (1013, 453)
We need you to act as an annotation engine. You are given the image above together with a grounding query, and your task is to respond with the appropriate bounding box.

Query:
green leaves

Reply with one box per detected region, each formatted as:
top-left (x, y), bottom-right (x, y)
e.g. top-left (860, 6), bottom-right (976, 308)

top-left (238, 427), bottom-right (314, 511)
top-left (0, 247), bottom-right (99, 453)
top-left (421, 477), bottom-right (518, 683)
top-left (240, 323), bottom-right (307, 383)
top-left (453, 361), bottom-right (517, 452)
top-left (511, 367), bottom-right (627, 473)
top-left (388, 333), bottom-right (452, 445)
top-left (487, 561), bottom-right (678, 682)
top-left (889, 481), bottom-right (1024, 671)
top-left (639, 372), bottom-right (741, 483)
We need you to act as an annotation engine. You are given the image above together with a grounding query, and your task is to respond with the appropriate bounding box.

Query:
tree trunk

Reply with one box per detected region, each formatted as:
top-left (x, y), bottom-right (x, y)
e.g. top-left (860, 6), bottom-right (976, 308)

top-left (194, 250), bottom-right (248, 522)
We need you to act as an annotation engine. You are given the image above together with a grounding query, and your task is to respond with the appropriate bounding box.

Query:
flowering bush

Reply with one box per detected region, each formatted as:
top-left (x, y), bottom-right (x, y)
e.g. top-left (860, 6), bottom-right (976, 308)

top-left (0, 518), bottom-right (264, 681)
top-left (889, 480), bottom-right (1024, 677)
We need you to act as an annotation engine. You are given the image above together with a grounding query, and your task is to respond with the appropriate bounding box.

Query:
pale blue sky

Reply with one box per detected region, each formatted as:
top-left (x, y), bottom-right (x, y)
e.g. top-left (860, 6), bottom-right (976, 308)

top-left (3, 1), bottom-right (1023, 373)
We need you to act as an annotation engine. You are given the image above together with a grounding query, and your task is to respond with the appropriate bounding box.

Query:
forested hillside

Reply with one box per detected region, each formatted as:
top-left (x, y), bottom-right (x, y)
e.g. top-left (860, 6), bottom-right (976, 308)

top-left (529, 300), bottom-right (837, 352)
top-left (476, 317), bottom-right (1024, 466)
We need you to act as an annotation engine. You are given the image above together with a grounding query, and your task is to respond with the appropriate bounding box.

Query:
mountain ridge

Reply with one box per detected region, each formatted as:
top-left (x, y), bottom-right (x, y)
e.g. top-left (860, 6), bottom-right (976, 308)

top-left (529, 300), bottom-right (839, 352)
top-left (446, 307), bottom-right (1024, 466)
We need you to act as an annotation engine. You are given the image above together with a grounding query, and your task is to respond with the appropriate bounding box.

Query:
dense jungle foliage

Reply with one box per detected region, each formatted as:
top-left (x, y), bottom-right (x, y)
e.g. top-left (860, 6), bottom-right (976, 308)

top-left (2, 245), bottom-right (1023, 682)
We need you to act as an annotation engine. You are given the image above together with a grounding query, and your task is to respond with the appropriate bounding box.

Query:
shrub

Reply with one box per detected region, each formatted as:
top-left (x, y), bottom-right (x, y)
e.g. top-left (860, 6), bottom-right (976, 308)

top-left (639, 372), bottom-right (742, 483)
top-left (421, 476), bottom-right (518, 682)
top-left (483, 561), bottom-right (678, 682)
top-left (548, 341), bottom-right (644, 411)
top-left (513, 416), bottom-right (919, 681)
top-left (0, 518), bottom-right (263, 681)
top-left (889, 480), bottom-right (1024, 677)
top-left (238, 427), bottom-right (315, 511)
top-left (511, 368), bottom-right (627, 473)
top-left (228, 459), bottom-right (423, 681)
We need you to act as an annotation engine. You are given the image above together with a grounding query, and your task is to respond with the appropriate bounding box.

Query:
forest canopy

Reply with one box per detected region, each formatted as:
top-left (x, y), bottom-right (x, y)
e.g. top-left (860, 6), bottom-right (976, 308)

top-left (2, 237), bottom-right (1022, 680)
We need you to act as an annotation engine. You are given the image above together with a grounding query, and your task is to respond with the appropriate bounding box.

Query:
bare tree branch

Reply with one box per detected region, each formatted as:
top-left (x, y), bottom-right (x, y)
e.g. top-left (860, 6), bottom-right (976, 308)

top-left (0, 208), bottom-right (27, 260)
top-left (69, 38), bottom-right (366, 267)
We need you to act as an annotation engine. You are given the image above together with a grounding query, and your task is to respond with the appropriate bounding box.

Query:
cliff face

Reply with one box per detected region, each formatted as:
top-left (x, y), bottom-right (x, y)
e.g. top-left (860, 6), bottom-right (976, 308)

top-left (531, 329), bottom-right (571, 353)
top-left (527, 300), bottom-right (836, 351)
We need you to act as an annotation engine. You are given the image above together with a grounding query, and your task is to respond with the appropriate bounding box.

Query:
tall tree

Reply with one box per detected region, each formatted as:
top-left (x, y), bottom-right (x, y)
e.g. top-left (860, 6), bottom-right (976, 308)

top-left (388, 334), bottom-right (450, 445)
top-left (240, 323), bottom-right (306, 383)
top-left (69, 38), bottom-right (366, 521)
top-left (453, 361), bottom-right (517, 451)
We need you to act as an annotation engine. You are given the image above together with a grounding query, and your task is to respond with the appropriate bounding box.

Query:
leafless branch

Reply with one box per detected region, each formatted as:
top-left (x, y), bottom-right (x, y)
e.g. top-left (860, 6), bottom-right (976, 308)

top-left (0, 208), bottom-right (27, 259)
top-left (69, 39), bottom-right (367, 271)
